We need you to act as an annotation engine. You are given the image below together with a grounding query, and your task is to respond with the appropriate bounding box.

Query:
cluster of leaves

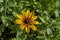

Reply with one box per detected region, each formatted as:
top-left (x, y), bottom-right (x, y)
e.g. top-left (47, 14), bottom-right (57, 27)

top-left (0, 0), bottom-right (60, 40)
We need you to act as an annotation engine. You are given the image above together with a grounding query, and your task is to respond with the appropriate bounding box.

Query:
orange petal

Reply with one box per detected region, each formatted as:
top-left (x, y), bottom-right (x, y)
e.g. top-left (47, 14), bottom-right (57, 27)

top-left (30, 25), bottom-right (37, 31)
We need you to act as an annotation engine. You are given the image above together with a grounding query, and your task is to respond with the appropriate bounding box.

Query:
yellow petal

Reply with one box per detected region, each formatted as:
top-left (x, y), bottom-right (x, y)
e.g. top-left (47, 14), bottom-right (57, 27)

top-left (25, 9), bottom-right (30, 18)
top-left (16, 14), bottom-right (23, 19)
top-left (29, 11), bottom-right (34, 19)
top-left (25, 25), bottom-right (30, 33)
top-left (31, 11), bottom-right (34, 15)
top-left (30, 16), bottom-right (37, 21)
top-left (28, 13), bottom-right (32, 19)
top-left (15, 20), bottom-right (23, 24)
top-left (30, 11), bottom-right (37, 20)
top-left (30, 25), bottom-right (37, 31)
top-left (21, 11), bottom-right (25, 16)
top-left (20, 24), bottom-right (25, 30)
top-left (31, 21), bottom-right (39, 24)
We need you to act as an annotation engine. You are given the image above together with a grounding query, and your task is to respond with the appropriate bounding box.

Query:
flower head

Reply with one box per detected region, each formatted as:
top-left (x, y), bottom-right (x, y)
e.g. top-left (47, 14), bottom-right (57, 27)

top-left (15, 9), bottom-right (39, 33)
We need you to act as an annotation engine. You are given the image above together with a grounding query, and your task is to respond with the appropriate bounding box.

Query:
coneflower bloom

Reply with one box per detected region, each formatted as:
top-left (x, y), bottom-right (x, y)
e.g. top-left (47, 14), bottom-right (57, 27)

top-left (15, 9), bottom-right (39, 33)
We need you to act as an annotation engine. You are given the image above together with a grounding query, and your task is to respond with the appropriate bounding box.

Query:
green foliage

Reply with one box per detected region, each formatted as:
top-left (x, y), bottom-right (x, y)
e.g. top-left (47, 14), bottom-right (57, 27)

top-left (0, 0), bottom-right (60, 40)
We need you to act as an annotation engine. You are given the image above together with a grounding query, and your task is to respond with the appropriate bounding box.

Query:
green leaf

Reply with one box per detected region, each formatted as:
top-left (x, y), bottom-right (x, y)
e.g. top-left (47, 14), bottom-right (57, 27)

top-left (0, 7), bottom-right (4, 12)
top-left (47, 28), bottom-right (52, 35)
top-left (1, 16), bottom-right (9, 26)
top-left (0, 0), bottom-right (3, 3)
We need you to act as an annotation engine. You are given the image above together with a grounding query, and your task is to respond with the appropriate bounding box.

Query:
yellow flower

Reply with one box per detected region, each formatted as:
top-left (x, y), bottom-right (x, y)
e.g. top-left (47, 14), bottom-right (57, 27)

top-left (15, 9), bottom-right (39, 33)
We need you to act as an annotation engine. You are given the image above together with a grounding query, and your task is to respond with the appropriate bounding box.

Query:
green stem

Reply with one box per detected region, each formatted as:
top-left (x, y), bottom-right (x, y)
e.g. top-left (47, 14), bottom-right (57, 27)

top-left (4, 0), bottom-right (7, 16)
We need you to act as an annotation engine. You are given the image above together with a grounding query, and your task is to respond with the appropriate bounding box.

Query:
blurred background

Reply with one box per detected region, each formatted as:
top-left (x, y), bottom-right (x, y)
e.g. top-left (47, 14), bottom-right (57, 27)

top-left (0, 0), bottom-right (60, 40)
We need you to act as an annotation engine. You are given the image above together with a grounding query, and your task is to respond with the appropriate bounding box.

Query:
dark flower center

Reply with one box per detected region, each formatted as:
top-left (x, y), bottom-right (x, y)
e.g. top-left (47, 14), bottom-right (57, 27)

top-left (24, 19), bottom-right (29, 24)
